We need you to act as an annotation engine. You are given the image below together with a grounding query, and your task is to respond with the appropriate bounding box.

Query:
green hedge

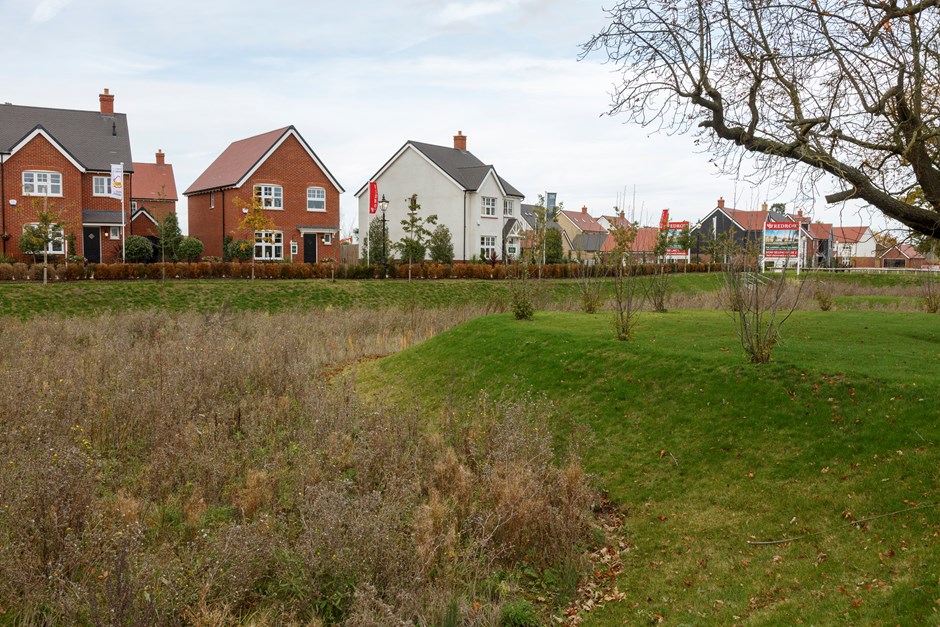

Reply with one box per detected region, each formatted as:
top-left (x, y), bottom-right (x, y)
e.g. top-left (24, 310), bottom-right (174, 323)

top-left (0, 260), bottom-right (723, 281)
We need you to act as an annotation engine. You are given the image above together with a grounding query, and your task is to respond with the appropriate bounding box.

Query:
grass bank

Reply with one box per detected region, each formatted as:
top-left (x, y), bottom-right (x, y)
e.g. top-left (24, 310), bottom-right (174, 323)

top-left (0, 275), bottom-right (721, 319)
top-left (360, 309), bottom-right (940, 624)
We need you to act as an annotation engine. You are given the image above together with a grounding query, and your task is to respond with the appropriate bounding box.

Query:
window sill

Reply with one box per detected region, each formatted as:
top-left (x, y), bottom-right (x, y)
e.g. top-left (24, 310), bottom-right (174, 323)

top-left (262, 207), bottom-right (284, 211)
top-left (23, 193), bottom-right (64, 198)
top-left (481, 215), bottom-right (498, 219)
top-left (92, 193), bottom-right (112, 198)
top-left (307, 208), bottom-right (327, 213)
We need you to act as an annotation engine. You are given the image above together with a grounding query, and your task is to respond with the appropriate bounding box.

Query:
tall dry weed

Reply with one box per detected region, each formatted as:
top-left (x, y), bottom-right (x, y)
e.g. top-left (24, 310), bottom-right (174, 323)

top-left (0, 306), bottom-right (596, 625)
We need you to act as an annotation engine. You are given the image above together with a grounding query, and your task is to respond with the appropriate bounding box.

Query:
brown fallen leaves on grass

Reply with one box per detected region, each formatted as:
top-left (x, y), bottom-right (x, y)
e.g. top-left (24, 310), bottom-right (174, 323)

top-left (557, 495), bottom-right (630, 625)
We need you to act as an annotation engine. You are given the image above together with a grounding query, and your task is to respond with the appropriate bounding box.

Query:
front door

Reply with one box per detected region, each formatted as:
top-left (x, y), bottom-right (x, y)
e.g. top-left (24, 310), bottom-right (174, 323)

top-left (82, 227), bottom-right (101, 263)
top-left (303, 234), bottom-right (317, 263)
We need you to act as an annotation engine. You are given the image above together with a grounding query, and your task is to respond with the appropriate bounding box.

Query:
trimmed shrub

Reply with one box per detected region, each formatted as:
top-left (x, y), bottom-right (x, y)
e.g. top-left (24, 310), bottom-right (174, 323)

top-left (228, 240), bottom-right (252, 262)
top-left (124, 235), bottom-right (154, 263)
top-left (177, 237), bottom-right (204, 263)
top-left (0, 263), bottom-right (13, 281)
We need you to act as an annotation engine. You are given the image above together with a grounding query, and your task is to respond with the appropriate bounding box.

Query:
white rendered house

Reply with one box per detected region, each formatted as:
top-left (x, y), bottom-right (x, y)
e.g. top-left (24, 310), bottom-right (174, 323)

top-left (356, 132), bottom-right (525, 262)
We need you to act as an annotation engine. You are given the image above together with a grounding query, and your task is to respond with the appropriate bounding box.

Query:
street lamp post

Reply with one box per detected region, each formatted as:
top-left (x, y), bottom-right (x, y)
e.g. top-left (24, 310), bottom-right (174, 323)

top-left (379, 194), bottom-right (389, 278)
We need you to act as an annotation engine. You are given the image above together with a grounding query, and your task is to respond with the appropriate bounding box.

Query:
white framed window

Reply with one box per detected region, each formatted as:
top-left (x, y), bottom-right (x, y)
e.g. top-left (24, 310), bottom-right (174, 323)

top-left (130, 201), bottom-right (138, 212)
top-left (93, 175), bottom-right (111, 196)
top-left (290, 241), bottom-right (298, 255)
top-left (503, 199), bottom-right (514, 216)
top-left (480, 235), bottom-right (496, 259)
top-left (254, 230), bottom-right (283, 260)
top-left (254, 184), bottom-right (283, 210)
top-left (322, 233), bottom-right (332, 244)
top-left (481, 196), bottom-right (496, 217)
top-left (23, 171), bottom-right (62, 196)
top-left (307, 187), bottom-right (326, 212)
top-left (23, 223), bottom-right (65, 254)
top-left (109, 226), bottom-right (121, 239)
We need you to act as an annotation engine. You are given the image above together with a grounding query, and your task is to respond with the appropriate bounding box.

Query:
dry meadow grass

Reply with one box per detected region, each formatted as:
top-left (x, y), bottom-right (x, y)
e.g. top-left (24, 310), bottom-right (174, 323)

top-left (0, 307), bottom-right (595, 625)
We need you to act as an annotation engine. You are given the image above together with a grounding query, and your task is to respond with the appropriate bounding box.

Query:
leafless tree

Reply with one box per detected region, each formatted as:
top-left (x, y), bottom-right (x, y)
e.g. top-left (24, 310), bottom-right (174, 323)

top-left (718, 236), bottom-right (805, 363)
top-left (583, 0), bottom-right (940, 236)
top-left (608, 220), bottom-right (641, 340)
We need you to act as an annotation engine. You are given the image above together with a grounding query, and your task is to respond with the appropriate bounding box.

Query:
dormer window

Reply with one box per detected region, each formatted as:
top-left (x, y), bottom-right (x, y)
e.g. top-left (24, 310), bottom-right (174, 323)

top-left (23, 171), bottom-right (62, 196)
top-left (254, 184), bottom-right (283, 209)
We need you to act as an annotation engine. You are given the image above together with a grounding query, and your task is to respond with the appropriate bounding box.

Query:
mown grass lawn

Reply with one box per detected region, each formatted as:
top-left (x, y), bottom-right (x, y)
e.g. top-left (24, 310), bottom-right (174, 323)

top-left (359, 309), bottom-right (940, 624)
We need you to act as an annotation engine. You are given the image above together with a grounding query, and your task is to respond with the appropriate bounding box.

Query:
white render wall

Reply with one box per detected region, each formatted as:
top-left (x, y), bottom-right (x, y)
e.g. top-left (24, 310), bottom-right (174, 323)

top-left (357, 145), bottom-right (522, 261)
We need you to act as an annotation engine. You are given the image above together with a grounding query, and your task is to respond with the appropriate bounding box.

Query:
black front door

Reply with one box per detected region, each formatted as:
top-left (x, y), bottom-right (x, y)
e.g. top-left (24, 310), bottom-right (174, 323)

top-left (82, 227), bottom-right (101, 263)
top-left (303, 234), bottom-right (317, 263)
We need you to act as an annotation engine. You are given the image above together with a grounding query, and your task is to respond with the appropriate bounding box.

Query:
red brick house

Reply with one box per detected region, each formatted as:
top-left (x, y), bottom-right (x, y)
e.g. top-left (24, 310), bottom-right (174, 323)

top-left (131, 149), bottom-right (177, 237)
top-left (880, 243), bottom-right (927, 269)
top-left (0, 89), bottom-right (134, 263)
top-left (185, 127), bottom-right (343, 262)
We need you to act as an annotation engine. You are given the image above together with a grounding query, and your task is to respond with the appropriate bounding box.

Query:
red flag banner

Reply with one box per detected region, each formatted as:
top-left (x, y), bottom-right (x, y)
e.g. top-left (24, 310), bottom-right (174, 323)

top-left (369, 182), bottom-right (378, 214)
top-left (659, 209), bottom-right (669, 231)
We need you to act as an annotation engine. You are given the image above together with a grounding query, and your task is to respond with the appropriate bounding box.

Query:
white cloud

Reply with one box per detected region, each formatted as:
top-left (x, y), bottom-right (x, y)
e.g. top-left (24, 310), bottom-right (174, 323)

top-left (30, 0), bottom-right (73, 23)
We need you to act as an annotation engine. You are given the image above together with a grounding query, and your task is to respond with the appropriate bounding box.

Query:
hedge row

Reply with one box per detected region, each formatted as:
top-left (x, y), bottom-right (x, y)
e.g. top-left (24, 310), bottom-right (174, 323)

top-left (0, 260), bottom-right (723, 282)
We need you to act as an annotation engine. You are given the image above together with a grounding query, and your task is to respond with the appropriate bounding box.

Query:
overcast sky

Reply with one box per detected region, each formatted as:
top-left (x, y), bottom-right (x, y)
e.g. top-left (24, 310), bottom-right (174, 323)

top-left (2, 0), bottom-right (891, 235)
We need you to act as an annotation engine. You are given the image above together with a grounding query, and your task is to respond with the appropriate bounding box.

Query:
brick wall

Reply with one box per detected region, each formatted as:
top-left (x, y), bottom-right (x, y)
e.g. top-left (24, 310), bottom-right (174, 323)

top-left (0, 134), bottom-right (132, 263)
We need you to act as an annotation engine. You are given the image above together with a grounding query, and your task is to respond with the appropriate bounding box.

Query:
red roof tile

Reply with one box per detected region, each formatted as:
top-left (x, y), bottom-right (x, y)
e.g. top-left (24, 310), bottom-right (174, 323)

top-left (132, 162), bottom-right (178, 201)
top-left (185, 127), bottom-right (289, 195)
top-left (561, 209), bottom-right (605, 233)
top-left (724, 208), bottom-right (768, 231)
top-left (894, 243), bottom-right (925, 259)
top-left (807, 222), bottom-right (833, 240)
top-left (600, 227), bottom-right (662, 253)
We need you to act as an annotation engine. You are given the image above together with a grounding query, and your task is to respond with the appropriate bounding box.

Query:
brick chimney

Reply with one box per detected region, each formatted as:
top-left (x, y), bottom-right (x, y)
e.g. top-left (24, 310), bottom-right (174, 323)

top-left (453, 131), bottom-right (467, 151)
top-left (581, 205), bottom-right (588, 214)
top-left (156, 149), bottom-right (165, 166)
top-left (717, 197), bottom-right (725, 209)
top-left (797, 209), bottom-right (803, 218)
top-left (99, 88), bottom-right (114, 115)
top-left (762, 202), bottom-right (768, 211)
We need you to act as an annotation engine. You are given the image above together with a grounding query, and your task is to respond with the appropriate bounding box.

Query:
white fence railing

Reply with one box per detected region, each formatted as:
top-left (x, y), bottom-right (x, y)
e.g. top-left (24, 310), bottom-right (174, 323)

top-left (814, 266), bottom-right (940, 275)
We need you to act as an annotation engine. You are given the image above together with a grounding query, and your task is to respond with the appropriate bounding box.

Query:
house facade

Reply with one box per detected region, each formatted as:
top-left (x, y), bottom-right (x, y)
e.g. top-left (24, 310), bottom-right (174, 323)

top-left (557, 206), bottom-right (607, 261)
top-left (0, 90), bottom-right (134, 263)
top-left (690, 198), bottom-right (771, 259)
top-left (880, 243), bottom-right (927, 269)
top-left (131, 149), bottom-right (178, 239)
top-left (355, 132), bottom-right (525, 262)
top-left (185, 126), bottom-right (343, 263)
top-left (833, 226), bottom-right (877, 267)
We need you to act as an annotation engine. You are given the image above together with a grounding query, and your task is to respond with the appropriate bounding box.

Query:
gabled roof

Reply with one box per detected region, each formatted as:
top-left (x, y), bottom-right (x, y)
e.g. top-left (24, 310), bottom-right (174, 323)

top-left (561, 209), bottom-right (606, 233)
top-left (132, 162), bottom-right (178, 201)
top-left (131, 206), bottom-right (159, 225)
top-left (806, 222), bottom-right (833, 241)
top-left (725, 208), bottom-right (770, 231)
top-left (833, 226), bottom-right (874, 244)
top-left (0, 103), bottom-right (133, 172)
top-left (881, 243), bottom-right (925, 259)
top-left (519, 204), bottom-right (562, 231)
top-left (184, 126), bottom-right (344, 195)
top-left (502, 217), bottom-right (521, 239)
top-left (355, 140), bottom-right (524, 198)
